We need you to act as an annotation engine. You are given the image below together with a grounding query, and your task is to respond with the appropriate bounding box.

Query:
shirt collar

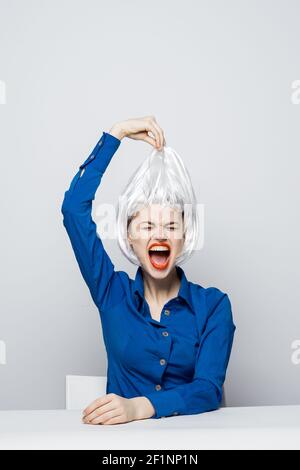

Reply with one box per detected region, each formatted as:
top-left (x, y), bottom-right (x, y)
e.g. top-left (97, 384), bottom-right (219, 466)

top-left (133, 265), bottom-right (194, 312)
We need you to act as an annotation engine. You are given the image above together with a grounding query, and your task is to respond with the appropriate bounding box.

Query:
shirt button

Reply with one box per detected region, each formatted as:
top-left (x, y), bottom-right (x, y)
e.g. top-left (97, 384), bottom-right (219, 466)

top-left (173, 411), bottom-right (179, 416)
top-left (155, 384), bottom-right (162, 391)
top-left (160, 358), bottom-right (166, 366)
top-left (164, 309), bottom-right (170, 316)
top-left (162, 331), bottom-right (169, 337)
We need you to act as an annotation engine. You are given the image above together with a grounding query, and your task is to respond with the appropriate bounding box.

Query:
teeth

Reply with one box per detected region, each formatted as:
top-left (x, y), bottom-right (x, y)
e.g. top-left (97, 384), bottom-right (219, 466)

top-left (149, 246), bottom-right (170, 252)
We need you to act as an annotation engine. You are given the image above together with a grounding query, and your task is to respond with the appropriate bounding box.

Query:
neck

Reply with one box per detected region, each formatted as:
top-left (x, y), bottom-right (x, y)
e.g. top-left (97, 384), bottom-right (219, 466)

top-left (142, 266), bottom-right (181, 305)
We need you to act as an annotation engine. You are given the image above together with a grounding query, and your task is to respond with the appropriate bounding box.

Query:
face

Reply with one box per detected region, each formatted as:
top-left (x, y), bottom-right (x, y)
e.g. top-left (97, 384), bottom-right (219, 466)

top-left (127, 204), bottom-right (185, 278)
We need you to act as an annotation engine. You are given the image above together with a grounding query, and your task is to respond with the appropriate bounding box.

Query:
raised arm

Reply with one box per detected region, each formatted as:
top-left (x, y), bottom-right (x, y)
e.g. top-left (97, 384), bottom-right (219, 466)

top-left (61, 117), bottom-right (165, 312)
top-left (61, 126), bottom-right (126, 311)
top-left (143, 291), bottom-right (236, 418)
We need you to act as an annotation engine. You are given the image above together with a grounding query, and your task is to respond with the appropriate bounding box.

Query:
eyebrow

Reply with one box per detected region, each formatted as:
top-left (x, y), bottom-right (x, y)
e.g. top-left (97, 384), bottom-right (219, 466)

top-left (139, 221), bottom-right (179, 225)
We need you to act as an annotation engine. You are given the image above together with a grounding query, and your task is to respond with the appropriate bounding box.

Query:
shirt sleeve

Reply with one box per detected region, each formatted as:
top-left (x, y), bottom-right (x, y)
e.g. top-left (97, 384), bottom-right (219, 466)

top-left (143, 291), bottom-right (236, 419)
top-left (61, 131), bottom-right (126, 311)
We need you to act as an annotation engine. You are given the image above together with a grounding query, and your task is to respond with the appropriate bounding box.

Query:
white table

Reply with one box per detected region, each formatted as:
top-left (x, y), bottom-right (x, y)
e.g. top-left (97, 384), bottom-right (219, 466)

top-left (0, 405), bottom-right (299, 450)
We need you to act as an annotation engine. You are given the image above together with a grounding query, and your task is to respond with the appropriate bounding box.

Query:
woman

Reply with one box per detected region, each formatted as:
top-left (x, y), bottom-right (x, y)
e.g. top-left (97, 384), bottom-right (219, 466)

top-left (61, 116), bottom-right (236, 425)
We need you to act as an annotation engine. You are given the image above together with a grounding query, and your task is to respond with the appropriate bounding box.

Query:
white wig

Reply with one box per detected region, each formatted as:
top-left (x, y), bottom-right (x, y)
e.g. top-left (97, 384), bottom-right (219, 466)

top-left (116, 145), bottom-right (199, 266)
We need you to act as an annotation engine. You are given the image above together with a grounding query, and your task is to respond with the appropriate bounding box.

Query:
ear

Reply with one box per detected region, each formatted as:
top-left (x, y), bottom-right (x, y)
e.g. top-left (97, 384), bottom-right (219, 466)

top-left (127, 219), bottom-right (131, 243)
top-left (127, 228), bottom-right (133, 248)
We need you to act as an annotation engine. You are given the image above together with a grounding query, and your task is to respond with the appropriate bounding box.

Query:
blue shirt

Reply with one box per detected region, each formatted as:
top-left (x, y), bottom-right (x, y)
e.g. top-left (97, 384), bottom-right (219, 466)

top-left (61, 130), bottom-right (236, 419)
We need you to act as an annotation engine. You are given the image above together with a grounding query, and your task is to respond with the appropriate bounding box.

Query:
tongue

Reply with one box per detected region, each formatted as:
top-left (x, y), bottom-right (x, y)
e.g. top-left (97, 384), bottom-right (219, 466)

top-left (150, 252), bottom-right (169, 265)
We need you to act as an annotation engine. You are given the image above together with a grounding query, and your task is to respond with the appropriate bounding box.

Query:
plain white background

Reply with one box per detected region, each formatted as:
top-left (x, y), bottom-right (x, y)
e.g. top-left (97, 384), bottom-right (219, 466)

top-left (0, 0), bottom-right (299, 410)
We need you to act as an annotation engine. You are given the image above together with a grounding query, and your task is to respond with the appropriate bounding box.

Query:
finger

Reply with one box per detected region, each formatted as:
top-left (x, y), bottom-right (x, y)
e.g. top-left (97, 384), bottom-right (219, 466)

top-left (90, 409), bottom-right (123, 425)
top-left (149, 116), bottom-right (164, 148)
top-left (129, 131), bottom-right (157, 147)
top-left (83, 401), bottom-right (116, 423)
top-left (82, 394), bottom-right (114, 418)
top-left (151, 121), bottom-right (164, 149)
top-left (146, 121), bottom-right (160, 148)
top-left (102, 414), bottom-right (126, 425)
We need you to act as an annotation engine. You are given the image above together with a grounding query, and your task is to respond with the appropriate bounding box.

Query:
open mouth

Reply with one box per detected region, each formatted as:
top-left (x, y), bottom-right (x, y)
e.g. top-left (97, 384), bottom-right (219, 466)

top-left (148, 242), bottom-right (171, 270)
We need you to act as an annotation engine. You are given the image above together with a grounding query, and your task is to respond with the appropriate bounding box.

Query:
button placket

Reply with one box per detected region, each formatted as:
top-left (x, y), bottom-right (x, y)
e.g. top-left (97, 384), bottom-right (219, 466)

top-left (79, 136), bottom-right (104, 170)
top-left (79, 153), bottom-right (95, 169)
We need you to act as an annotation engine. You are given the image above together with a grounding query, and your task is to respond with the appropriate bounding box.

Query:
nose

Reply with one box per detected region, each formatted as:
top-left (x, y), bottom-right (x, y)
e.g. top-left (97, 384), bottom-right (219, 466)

top-left (152, 225), bottom-right (168, 240)
top-left (153, 237), bottom-right (168, 243)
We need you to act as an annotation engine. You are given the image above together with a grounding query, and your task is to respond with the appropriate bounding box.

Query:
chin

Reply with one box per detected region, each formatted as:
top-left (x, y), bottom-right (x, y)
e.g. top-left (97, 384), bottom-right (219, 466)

top-left (144, 255), bottom-right (176, 279)
top-left (148, 267), bottom-right (171, 279)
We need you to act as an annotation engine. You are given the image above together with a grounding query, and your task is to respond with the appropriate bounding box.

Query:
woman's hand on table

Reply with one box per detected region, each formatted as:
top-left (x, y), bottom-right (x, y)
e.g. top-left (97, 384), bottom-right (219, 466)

top-left (82, 393), bottom-right (155, 425)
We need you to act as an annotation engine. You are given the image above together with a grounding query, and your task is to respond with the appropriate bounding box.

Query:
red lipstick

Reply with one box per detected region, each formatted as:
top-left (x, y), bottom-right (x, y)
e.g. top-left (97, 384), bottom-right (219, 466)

top-left (148, 242), bottom-right (171, 270)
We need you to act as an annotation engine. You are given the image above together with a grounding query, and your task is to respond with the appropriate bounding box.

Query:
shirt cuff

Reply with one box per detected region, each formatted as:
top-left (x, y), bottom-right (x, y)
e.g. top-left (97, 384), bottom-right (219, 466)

top-left (78, 131), bottom-right (121, 173)
top-left (143, 389), bottom-right (186, 419)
